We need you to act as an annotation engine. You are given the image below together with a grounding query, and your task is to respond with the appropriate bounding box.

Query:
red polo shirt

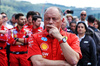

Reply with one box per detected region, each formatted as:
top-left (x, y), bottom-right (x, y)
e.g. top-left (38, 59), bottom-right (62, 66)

top-left (0, 25), bottom-right (8, 55)
top-left (24, 24), bottom-right (33, 29)
top-left (0, 25), bottom-right (8, 48)
top-left (27, 29), bottom-right (82, 60)
top-left (8, 26), bottom-right (31, 52)
top-left (31, 27), bottom-right (43, 34)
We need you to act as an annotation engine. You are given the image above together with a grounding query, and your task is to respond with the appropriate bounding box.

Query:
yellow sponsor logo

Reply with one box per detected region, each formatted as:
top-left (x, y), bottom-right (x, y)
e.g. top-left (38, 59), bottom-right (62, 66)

top-left (14, 35), bottom-right (17, 38)
top-left (40, 43), bottom-right (49, 50)
top-left (63, 36), bottom-right (68, 40)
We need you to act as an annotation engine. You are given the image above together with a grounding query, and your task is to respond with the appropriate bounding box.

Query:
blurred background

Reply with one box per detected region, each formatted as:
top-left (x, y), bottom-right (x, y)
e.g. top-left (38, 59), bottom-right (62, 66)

top-left (0, 0), bottom-right (100, 21)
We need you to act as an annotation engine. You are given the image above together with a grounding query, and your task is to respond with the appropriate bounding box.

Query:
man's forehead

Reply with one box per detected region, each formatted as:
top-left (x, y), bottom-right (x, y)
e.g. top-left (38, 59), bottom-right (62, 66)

top-left (1, 14), bottom-right (7, 16)
top-left (45, 7), bottom-right (59, 14)
top-left (81, 11), bottom-right (86, 14)
top-left (19, 16), bottom-right (24, 18)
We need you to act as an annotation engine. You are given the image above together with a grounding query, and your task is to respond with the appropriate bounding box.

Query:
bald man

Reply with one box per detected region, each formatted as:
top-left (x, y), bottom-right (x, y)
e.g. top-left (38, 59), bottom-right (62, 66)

top-left (27, 7), bottom-right (82, 66)
top-left (77, 10), bottom-right (88, 26)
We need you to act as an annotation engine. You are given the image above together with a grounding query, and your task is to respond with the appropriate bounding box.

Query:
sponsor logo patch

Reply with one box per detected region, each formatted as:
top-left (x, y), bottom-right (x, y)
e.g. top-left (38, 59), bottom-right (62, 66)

top-left (41, 37), bottom-right (47, 41)
top-left (40, 43), bottom-right (49, 51)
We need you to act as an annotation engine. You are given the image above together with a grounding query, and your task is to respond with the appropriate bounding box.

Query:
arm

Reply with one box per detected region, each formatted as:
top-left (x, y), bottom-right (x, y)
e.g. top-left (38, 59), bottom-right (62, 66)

top-left (30, 55), bottom-right (71, 66)
top-left (0, 30), bottom-right (7, 34)
top-left (7, 35), bottom-right (24, 45)
top-left (60, 41), bottom-right (79, 65)
top-left (18, 38), bottom-right (28, 44)
top-left (28, 36), bottom-right (72, 66)
top-left (47, 25), bottom-right (80, 65)
top-left (0, 35), bottom-right (7, 42)
top-left (90, 37), bottom-right (97, 66)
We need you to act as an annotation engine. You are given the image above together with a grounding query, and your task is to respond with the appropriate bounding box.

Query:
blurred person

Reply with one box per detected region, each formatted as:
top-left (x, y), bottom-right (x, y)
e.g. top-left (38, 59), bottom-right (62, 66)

top-left (87, 15), bottom-right (98, 32)
top-left (31, 15), bottom-right (43, 34)
top-left (35, 11), bottom-right (41, 16)
top-left (66, 14), bottom-right (73, 26)
top-left (67, 21), bottom-right (76, 33)
top-left (61, 16), bottom-right (67, 32)
top-left (76, 22), bottom-right (97, 66)
top-left (24, 11), bottom-right (37, 29)
top-left (35, 11), bottom-right (44, 29)
top-left (7, 13), bottom-right (17, 28)
top-left (94, 19), bottom-right (100, 31)
top-left (78, 10), bottom-right (88, 26)
top-left (73, 16), bottom-right (79, 22)
top-left (0, 14), bottom-right (8, 66)
top-left (1, 12), bottom-right (8, 23)
top-left (87, 15), bottom-right (100, 66)
top-left (8, 13), bottom-right (31, 66)
top-left (27, 7), bottom-right (82, 66)
top-left (1, 12), bottom-right (13, 29)
top-left (6, 14), bottom-right (17, 65)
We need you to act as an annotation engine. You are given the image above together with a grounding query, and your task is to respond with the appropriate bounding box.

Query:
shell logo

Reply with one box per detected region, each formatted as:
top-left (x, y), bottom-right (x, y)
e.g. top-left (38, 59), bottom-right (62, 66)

top-left (40, 43), bottom-right (49, 51)
top-left (14, 35), bottom-right (17, 38)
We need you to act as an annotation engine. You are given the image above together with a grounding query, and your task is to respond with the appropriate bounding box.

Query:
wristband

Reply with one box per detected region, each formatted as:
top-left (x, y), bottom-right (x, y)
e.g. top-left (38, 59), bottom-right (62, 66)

top-left (14, 38), bottom-right (19, 41)
top-left (59, 38), bottom-right (66, 44)
top-left (16, 38), bottom-right (19, 41)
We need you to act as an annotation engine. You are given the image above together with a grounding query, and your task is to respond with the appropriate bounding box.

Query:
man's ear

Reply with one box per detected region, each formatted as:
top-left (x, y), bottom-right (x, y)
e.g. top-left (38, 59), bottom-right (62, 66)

top-left (62, 18), bottom-right (64, 22)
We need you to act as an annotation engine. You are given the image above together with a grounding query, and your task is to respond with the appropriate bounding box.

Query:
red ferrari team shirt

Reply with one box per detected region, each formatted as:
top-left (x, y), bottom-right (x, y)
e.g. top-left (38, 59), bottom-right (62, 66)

top-left (0, 25), bottom-right (8, 48)
top-left (31, 27), bottom-right (43, 34)
top-left (24, 24), bottom-right (33, 29)
top-left (8, 26), bottom-right (31, 52)
top-left (27, 29), bottom-right (82, 60)
top-left (0, 25), bottom-right (8, 55)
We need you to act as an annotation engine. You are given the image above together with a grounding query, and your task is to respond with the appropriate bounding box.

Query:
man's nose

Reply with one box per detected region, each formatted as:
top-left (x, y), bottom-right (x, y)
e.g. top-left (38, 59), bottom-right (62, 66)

top-left (48, 18), bottom-right (53, 24)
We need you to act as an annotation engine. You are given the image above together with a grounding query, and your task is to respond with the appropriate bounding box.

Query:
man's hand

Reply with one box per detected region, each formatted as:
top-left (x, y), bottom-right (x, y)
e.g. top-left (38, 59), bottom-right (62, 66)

top-left (0, 30), bottom-right (7, 34)
top-left (16, 42), bottom-right (24, 45)
top-left (46, 25), bottom-right (63, 41)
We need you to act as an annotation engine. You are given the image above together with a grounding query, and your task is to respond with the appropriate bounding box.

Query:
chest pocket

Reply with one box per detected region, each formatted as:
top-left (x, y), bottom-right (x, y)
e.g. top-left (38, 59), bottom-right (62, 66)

top-left (81, 41), bottom-right (90, 53)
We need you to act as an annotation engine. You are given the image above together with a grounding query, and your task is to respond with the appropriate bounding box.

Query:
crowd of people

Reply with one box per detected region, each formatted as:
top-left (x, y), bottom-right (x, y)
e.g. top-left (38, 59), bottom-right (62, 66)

top-left (0, 6), bottom-right (100, 66)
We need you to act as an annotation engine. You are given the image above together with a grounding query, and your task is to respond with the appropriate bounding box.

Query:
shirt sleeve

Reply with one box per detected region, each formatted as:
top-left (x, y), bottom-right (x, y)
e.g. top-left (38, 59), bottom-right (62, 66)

top-left (7, 30), bottom-right (16, 45)
top-left (0, 34), bottom-right (7, 42)
top-left (27, 35), bottom-right (42, 60)
top-left (89, 36), bottom-right (97, 66)
top-left (69, 34), bottom-right (82, 59)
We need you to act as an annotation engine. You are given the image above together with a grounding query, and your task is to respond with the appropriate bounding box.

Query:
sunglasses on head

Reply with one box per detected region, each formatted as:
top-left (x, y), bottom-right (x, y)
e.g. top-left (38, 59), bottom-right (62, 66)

top-left (81, 14), bottom-right (86, 16)
top-left (3, 16), bottom-right (7, 18)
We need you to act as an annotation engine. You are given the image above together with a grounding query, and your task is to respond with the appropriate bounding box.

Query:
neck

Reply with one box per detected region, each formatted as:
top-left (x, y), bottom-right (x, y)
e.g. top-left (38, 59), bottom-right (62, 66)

top-left (28, 22), bottom-right (33, 26)
top-left (3, 22), bottom-right (6, 26)
top-left (88, 23), bottom-right (94, 27)
top-left (33, 24), bottom-right (38, 29)
top-left (81, 19), bottom-right (85, 21)
top-left (78, 33), bottom-right (85, 38)
top-left (17, 25), bottom-right (23, 31)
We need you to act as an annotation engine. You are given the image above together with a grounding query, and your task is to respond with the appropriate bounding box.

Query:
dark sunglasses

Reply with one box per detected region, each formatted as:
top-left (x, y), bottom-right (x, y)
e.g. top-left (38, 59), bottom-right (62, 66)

top-left (81, 14), bottom-right (86, 16)
top-left (3, 16), bottom-right (7, 18)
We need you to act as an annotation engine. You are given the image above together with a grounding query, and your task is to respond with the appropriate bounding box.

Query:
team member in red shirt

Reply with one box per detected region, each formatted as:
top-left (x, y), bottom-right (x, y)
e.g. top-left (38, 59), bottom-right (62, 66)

top-left (24, 11), bottom-right (37, 29)
top-left (31, 15), bottom-right (43, 34)
top-left (0, 14), bottom-right (8, 66)
top-left (27, 7), bottom-right (82, 66)
top-left (8, 13), bottom-right (31, 66)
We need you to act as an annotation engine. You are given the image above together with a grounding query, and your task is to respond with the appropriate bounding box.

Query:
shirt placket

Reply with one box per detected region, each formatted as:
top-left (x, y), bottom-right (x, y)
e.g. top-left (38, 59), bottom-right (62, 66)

top-left (52, 39), bottom-right (57, 60)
